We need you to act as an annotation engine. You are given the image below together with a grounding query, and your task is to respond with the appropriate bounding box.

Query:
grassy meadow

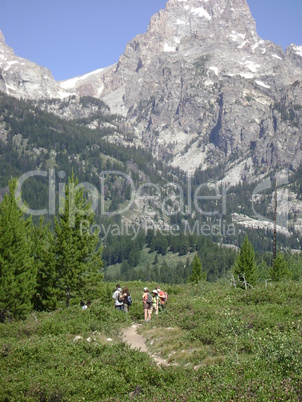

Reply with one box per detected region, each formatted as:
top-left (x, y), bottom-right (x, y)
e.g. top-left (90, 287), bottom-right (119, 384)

top-left (1, 280), bottom-right (302, 401)
top-left (105, 246), bottom-right (197, 278)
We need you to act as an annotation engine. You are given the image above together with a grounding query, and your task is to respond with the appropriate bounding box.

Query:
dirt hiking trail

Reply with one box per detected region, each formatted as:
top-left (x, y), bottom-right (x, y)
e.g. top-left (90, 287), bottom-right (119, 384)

top-left (121, 324), bottom-right (168, 366)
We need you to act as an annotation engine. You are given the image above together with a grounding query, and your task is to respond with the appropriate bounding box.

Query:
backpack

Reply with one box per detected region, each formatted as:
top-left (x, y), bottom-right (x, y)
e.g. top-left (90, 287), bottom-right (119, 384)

top-left (117, 291), bottom-right (123, 303)
top-left (127, 295), bottom-right (132, 306)
top-left (146, 293), bottom-right (153, 305)
top-left (158, 290), bottom-right (168, 304)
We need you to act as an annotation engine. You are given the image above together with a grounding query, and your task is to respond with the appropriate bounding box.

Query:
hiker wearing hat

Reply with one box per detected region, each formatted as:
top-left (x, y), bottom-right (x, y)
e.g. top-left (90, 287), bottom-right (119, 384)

top-left (151, 289), bottom-right (159, 316)
top-left (156, 286), bottom-right (167, 311)
top-left (112, 284), bottom-right (124, 311)
top-left (142, 287), bottom-right (152, 321)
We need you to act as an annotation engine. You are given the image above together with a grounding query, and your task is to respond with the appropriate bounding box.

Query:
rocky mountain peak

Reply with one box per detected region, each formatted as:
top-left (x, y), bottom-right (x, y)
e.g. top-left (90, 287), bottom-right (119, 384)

top-left (165, 0), bottom-right (253, 24)
top-left (1, 1), bottom-right (302, 180)
top-left (286, 44), bottom-right (302, 69)
top-left (145, 0), bottom-right (258, 50)
top-left (0, 29), bottom-right (73, 100)
top-left (56, 0), bottom-right (302, 176)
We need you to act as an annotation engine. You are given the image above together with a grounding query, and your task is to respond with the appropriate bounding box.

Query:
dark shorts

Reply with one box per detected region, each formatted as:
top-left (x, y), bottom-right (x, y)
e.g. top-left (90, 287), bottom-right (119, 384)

top-left (143, 302), bottom-right (152, 310)
top-left (115, 305), bottom-right (124, 311)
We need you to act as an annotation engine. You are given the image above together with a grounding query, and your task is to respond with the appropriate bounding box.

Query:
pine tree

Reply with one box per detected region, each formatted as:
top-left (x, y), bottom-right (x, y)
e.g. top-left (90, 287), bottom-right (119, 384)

top-left (189, 255), bottom-right (206, 284)
top-left (153, 253), bottom-right (159, 265)
top-left (128, 241), bottom-right (140, 267)
top-left (121, 259), bottom-right (130, 276)
top-left (0, 179), bottom-right (36, 321)
top-left (269, 252), bottom-right (292, 282)
top-left (32, 218), bottom-right (58, 311)
top-left (158, 236), bottom-right (168, 256)
top-left (233, 236), bottom-right (257, 287)
top-left (179, 235), bottom-right (189, 256)
top-left (257, 259), bottom-right (270, 282)
top-left (145, 262), bottom-right (152, 281)
top-left (54, 174), bottom-right (102, 307)
top-left (146, 229), bottom-right (154, 248)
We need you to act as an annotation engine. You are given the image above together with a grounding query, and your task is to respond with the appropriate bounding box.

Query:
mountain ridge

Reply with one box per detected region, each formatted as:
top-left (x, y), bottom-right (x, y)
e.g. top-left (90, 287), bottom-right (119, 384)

top-left (1, 0), bottom-right (302, 177)
top-left (56, 0), bottom-right (302, 175)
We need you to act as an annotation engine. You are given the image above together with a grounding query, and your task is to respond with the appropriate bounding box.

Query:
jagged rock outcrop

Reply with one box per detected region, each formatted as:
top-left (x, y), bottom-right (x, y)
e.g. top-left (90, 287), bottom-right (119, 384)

top-left (0, 30), bottom-right (72, 100)
top-left (286, 44), bottom-right (302, 69)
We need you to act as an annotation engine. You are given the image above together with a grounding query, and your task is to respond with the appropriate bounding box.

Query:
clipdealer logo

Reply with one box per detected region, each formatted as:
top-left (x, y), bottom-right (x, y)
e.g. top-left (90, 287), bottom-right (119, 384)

top-left (15, 168), bottom-right (290, 237)
top-left (15, 169), bottom-right (234, 235)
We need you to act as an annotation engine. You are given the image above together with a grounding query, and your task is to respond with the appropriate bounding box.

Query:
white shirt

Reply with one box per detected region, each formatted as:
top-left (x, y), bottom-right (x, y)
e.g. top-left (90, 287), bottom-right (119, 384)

top-left (112, 289), bottom-right (123, 306)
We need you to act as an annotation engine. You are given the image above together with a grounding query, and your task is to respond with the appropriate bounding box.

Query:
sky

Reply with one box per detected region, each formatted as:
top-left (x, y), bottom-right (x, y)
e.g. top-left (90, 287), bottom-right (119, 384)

top-left (0, 0), bottom-right (301, 81)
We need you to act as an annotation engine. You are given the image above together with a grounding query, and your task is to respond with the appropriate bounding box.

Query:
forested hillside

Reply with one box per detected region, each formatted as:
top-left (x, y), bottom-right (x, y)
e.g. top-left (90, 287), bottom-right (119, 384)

top-left (1, 90), bottom-right (302, 271)
top-left (0, 92), bottom-right (176, 217)
top-left (0, 175), bottom-right (301, 390)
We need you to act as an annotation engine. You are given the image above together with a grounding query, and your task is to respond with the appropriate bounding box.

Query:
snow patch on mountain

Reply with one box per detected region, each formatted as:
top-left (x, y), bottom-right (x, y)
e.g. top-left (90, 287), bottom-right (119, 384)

top-left (228, 31), bottom-right (246, 42)
top-left (3, 60), bottom-right (18, 71)
top-left (239, 72), bottom-right (254, 79)
top-left (209, 66), bottom-right (219, 75)
top-left (190, 6), bottom-right (212, 20)
top-left (243, 60), bottom-right (260, 73)
top-left (59, 68), bottom-right (106, 90)
top-left (293, 45), bottom-right (302, 57)
top-left (255, 80), bottom-right (271, 89)
top-left (176, 18), bottom-right (187, 25)
top-left (272, 54), bottom-right (282, 60)
top-left (237, 41), bottom-right (248, 49)
top-left (164, 43), bottom-right (176, 52)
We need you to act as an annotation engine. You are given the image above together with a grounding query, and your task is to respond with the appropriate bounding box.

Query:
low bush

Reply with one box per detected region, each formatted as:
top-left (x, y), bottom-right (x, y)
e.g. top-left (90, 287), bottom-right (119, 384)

top-left (1, 281), bottom-right (302, 400)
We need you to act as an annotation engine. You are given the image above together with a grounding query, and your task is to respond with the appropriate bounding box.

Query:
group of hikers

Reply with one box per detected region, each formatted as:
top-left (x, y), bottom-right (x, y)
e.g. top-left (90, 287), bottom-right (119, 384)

top-left (112, 285), bottom-right (132, 313)
top-left (112, 284), bottom-right (168, 321)
top-left (80, 300), bottom-right (91, 310)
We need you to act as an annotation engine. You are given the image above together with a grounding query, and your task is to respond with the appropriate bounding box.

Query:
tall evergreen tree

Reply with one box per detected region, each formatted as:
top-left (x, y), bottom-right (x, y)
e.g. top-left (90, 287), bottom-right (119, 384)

top-left (189, 255), bottom-right (206, 284)
top-left (269, 252), bottom-right (292, 282)
top-left (233, 235), bottom-right (257, 287)
top-left (121, 259), bottom-right (130, 277)
top-left (153, 253), bottom-right (159, 265)
top-left (158, 236), bottom-right (168, 256)
top-left (179, 235), bottom-right (189, 256)
top-left (32, 218), bottom-right (58, 311)
top-left (54, 174), bottom-right (102, 307)
top-left (128, 241), bottom-right (140, 267)
top-left (0, 179), bottom-right (36, 321)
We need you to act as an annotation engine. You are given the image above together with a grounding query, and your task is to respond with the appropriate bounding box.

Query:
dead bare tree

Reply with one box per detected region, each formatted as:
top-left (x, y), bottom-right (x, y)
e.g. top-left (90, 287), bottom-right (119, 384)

top-left (264, 278), bottom-right (272, 288)
top-left (229, 273), bottom-right (237, 288)
top-left (241, 273), bottom-right (254, 290)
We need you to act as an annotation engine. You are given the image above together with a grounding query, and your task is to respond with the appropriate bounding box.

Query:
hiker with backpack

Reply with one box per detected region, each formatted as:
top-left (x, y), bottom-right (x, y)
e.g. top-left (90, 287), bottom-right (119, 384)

top-left (157, 287), bottom-right (168, 311)
top-left (80, 300), bottom-right (87, 310)
top-left (80, 300), bottom-right (91, 310)
top-left (121, 287), bottom-right (132, 313)
top-left (151, 289), bottom-right (159, 315)
top-left (142, 287), bottom-right (152, 321)
top-left (112, 284), bottom-right (124, 311)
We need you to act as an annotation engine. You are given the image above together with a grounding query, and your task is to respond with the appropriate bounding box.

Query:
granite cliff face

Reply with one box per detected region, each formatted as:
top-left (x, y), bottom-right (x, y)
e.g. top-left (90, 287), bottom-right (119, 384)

top-left (59, 0), bottom-right (302, 179)
top-left (1, 0), bottom-right (302, 180)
